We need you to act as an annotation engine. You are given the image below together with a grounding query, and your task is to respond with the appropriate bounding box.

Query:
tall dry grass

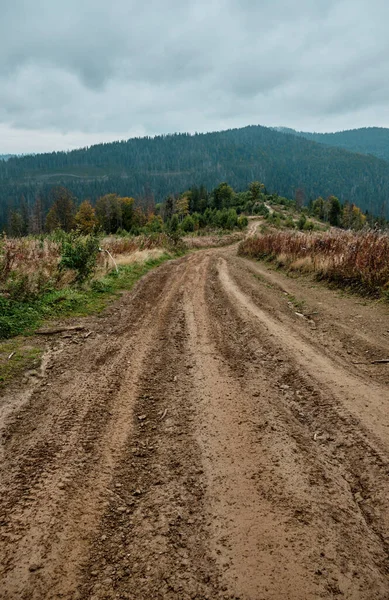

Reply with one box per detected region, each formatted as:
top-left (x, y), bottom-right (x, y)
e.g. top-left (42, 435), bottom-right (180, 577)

top-left (101, 233), bottom-right (175, 256)
top-left (0, 237), bottom-right (63, 298)
top-left (0, 233), bottom-right (180, 299)
top-left (239, 229), bottom-right (389, 296)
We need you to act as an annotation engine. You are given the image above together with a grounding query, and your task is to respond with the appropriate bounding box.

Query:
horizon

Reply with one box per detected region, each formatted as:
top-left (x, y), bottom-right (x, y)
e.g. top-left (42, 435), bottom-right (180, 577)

top-left (1, 123), bottom-right (388, 157)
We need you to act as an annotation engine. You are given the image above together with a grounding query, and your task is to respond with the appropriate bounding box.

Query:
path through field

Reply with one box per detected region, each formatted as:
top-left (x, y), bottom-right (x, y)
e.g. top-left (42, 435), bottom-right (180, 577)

top-left (1, 243), bottom-right (389, 599)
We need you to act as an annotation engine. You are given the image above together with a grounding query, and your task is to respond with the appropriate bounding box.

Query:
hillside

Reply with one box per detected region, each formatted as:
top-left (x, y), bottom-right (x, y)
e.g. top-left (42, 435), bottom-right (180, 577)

top-left (276, 126), bottom-right (389, 162)
top-left (1, 125), bottom-right (389, 228)
top-left (0, 155), bottom-right (13, 161)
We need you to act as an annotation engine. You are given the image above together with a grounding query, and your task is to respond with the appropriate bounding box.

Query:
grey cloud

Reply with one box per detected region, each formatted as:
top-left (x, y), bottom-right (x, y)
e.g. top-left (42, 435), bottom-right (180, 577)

top-left (0, 0), bottom-right (389, 152)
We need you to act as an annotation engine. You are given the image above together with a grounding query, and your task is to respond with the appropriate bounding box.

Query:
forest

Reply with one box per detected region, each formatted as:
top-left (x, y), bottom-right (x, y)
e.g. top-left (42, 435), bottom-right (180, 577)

top-left (278, 127), bottom-right (389, 162)
top-left (4, 178), bottom-right (379, 239)
top-left (1, 125), bottom-right (389, 231)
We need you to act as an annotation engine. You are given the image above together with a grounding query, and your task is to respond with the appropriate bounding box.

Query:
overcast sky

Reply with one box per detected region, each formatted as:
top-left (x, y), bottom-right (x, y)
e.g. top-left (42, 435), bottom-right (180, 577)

top-left (1, 0), bottom-right (389, 153)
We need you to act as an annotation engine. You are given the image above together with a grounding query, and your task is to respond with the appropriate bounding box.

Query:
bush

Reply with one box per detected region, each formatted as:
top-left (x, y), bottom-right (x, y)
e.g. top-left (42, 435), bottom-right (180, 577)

top-left (59, 234), bottom-right (100, 283)
top-left (297, 214), bottom-right (307, 230)
top-left (181, 215), bottom-right (195, 233)
top-left (238, 215), bottom-right (248, 229)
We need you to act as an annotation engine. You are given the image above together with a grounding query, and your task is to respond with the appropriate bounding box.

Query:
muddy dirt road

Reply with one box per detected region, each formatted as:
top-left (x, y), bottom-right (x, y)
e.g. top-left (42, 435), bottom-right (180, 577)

top-left (1, 246), bottom-right (389, 599)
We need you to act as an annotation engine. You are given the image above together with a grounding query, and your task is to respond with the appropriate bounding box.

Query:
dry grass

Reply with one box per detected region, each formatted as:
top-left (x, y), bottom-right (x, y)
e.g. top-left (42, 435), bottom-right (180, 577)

top-left (0, 237), bottom-right (63, 298)
top-left (111, 249), bottom-right (166, 266)
top-left (184, 231), bottom-right (244, 249)
top-left (0, 233), bottom-right (179, 299)
top-left (239, 229), bottom-right (389, 296)
top-left (101, 233), bottom-right (176, 256)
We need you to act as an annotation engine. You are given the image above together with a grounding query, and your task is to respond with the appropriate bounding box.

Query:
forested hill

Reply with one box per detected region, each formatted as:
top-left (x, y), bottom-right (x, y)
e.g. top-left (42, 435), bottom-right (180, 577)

top-left (276, 127), bottom-right (389, 162)
top-left (1, 124), bottom-right (389, 228)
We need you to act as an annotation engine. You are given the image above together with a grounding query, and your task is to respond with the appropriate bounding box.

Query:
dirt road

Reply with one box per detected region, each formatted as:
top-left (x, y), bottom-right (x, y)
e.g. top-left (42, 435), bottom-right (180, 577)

top-left (1, 245), bottom-right (389, 599)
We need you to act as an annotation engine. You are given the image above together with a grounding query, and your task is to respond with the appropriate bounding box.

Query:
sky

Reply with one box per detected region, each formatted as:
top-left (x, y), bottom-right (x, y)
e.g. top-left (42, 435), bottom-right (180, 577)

top-left (1, 0), bottom-right (389, 154)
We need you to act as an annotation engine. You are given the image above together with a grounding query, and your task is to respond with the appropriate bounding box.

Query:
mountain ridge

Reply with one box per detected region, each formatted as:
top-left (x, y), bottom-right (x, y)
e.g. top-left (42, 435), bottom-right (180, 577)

top-left (274, 126), bottom-right (389, 162)
top-left (1, 125), bottom-right (389, 227)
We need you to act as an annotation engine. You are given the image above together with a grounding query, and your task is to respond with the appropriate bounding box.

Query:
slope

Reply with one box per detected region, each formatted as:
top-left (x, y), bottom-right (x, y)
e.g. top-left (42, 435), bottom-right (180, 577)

top-left (277, 126), bottom-right (389, 163)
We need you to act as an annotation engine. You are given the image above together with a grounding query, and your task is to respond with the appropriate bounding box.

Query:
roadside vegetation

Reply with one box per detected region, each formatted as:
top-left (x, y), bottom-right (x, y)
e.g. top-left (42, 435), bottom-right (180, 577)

top-left (239, 229), bottom-right (389, 299)
top-left (2, 178), bottom-right (388, 347)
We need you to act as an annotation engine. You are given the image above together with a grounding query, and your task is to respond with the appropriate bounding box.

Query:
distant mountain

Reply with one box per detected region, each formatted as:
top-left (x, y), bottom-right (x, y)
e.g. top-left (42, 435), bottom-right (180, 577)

top-left (275, 127), bottom-right (389, 162)
top-left (0, 154), bottom-right (13, 161)
top-left (1, 125), bottom-right (389, 229)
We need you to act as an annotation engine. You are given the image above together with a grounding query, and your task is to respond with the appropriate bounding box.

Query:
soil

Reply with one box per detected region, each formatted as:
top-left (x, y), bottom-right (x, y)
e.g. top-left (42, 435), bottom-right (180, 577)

top-left (1, 241), bottom-right (389, 599)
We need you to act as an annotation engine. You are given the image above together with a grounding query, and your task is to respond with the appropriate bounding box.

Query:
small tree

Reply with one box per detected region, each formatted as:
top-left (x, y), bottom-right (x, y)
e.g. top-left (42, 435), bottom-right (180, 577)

top-left (181, 214), bottom-right (195, 232)
top-left (59, 234), bottom-right (100, 283)
top-left (328, 196), bottom-right (342, 226)
top-left (8, 210), bottom-right (25, 237)
top-left (45, 187), bottom-right (76, 232)
top-left (75, 200), bottom-right (98, 234)
top-left (249, 181), bottom-right (264, 202)
top-left (169, 214), bottom-right (179, 232)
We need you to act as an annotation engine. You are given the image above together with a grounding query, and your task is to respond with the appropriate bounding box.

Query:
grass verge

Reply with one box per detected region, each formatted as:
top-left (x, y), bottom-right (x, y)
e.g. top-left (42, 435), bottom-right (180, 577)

top-left (0, 253), bottom-right (173, 340)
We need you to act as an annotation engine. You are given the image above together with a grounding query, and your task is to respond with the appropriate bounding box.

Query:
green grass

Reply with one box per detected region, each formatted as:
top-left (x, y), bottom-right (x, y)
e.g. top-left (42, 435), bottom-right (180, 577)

top-left (0, 340), bottom-right (42, 386)
top-left (0, 254), bottom-right (173, 340)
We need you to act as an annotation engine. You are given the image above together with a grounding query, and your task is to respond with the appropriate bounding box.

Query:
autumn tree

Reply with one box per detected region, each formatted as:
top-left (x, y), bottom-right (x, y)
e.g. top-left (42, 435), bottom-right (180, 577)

top-left (175, 196), bottom-right (189, 222)
top-left (343, 202), bottom-right (366, 230)
top-left (132, 206), bottom-right (148, 229)
top-left (75, 200), bottom-right (99, 234)
top-left (45, 186), bottom-right (76, 232)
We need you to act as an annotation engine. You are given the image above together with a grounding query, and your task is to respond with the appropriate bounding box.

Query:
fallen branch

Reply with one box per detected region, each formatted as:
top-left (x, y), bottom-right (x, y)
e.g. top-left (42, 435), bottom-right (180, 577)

top-left (371, 359), bottom-right (389, 364)
top-left (36, 325), bottom-right (86, 335)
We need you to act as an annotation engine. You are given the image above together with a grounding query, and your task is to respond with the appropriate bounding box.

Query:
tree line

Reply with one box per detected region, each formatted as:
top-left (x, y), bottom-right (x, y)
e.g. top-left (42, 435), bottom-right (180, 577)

top-left (5, 179), bottom-right (384, 238)
top-left (1, 125), bottom-right (389, 232)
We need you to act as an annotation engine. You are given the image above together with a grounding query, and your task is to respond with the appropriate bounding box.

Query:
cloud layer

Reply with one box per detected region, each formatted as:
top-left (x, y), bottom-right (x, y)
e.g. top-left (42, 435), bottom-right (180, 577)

top-left (1, 0), bottom-right (389, 152)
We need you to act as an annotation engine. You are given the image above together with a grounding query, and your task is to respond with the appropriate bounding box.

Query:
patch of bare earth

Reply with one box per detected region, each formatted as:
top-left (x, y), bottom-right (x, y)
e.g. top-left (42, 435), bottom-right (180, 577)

top-left (0, 246), bottom-right (388, 599)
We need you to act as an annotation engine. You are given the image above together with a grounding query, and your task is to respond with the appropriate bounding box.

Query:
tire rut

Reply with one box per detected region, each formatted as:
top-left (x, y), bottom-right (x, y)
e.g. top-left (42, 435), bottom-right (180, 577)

top-left (0, 248), bottom-right (388, 600)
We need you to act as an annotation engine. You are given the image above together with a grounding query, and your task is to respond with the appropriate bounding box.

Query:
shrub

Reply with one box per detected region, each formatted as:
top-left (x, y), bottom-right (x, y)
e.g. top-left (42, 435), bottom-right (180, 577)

top-left (59, 234), bottom-right (100, 283)
top-left (181, 215), bottom-right (195, 233)
top-left (238, 215), bottom-right (248, 229)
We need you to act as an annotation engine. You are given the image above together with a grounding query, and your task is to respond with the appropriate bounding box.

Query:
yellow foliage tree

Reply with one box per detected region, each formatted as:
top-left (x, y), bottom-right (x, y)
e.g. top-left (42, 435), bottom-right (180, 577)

top-left (75, 200), bottom-right (99, 234)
